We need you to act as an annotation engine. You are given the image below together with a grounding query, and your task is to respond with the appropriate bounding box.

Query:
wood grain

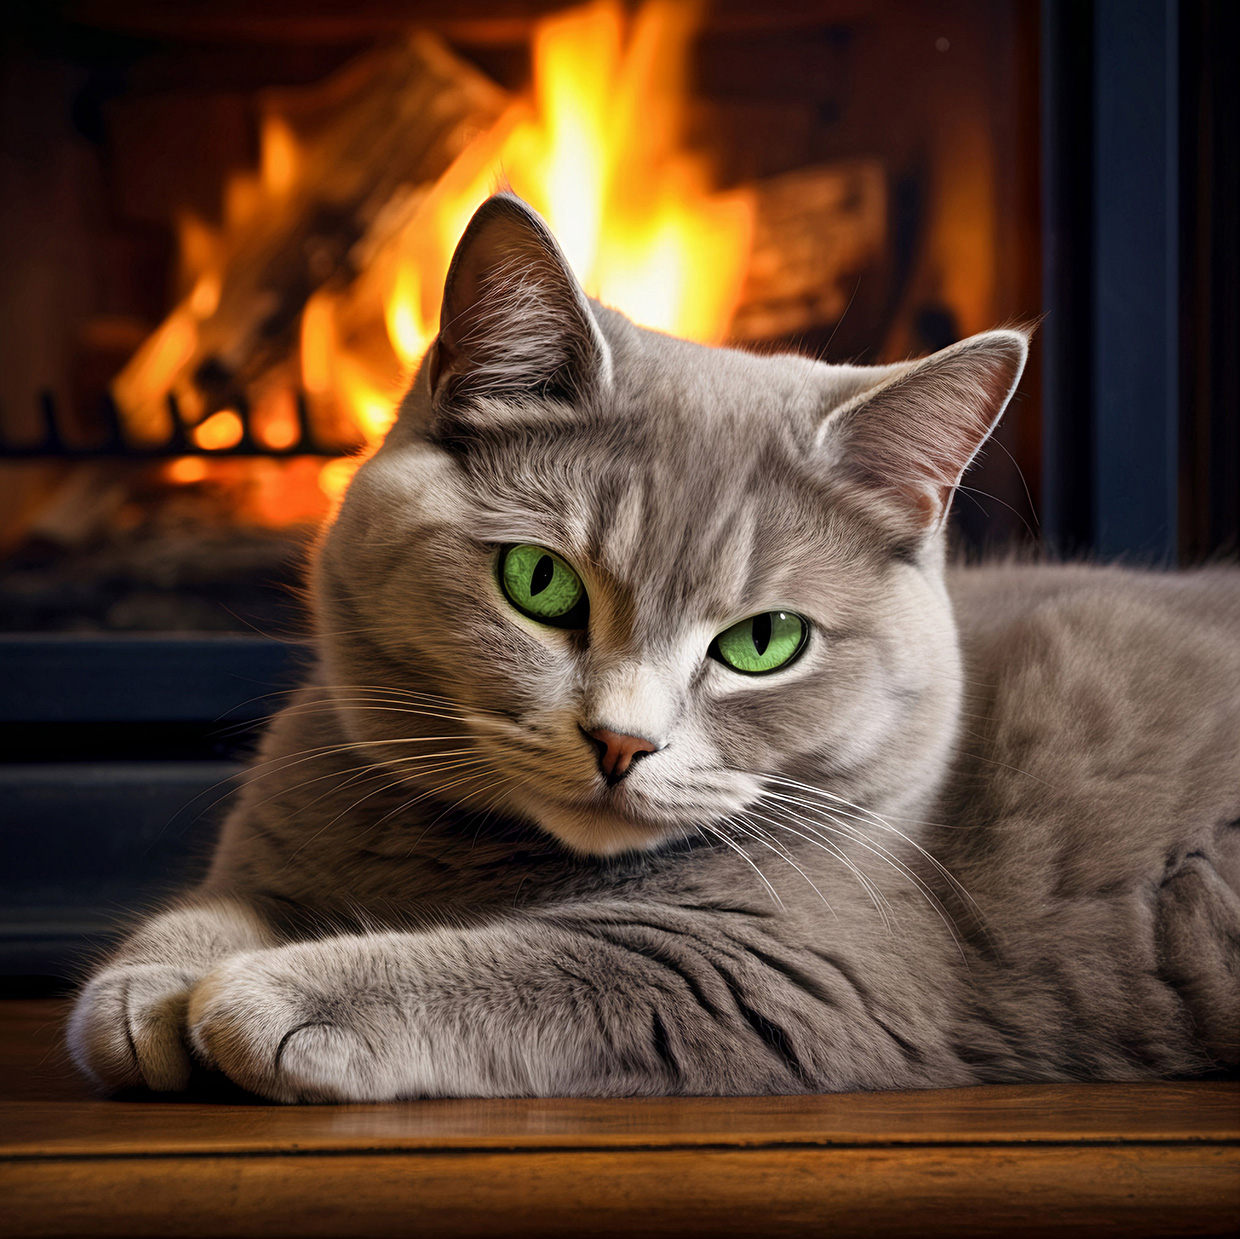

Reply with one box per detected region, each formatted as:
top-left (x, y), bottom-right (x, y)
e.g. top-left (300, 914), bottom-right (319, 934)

top-left (3, 999), bottom-right (1238, 1238)
top-left (5, 1083), bottom-right (1240, 1159)
top-left (5, 1147), bottom-right (1238, 1238)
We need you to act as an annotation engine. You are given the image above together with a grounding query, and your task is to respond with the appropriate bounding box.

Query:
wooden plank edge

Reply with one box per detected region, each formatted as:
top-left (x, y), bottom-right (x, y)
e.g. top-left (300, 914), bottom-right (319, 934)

top-left (3, 1145), bottom-right (1237, 1238)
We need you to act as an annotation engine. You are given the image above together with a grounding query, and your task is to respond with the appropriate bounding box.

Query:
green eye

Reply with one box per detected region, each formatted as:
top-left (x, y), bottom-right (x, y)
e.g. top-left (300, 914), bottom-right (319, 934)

top-left (500, 544), bottom-right (588, 628)
top-left (712, 611), bottom-right (807, 674)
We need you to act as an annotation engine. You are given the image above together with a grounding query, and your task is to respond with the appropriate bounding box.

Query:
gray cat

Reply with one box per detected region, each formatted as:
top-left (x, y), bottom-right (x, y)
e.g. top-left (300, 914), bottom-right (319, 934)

top-left (68, 195), bottom-right (1240, 1102)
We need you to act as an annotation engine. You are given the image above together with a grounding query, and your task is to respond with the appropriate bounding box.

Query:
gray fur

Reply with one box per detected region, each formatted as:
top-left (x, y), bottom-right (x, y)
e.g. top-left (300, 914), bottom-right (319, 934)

top-left (69, 196), bottom-right (1240, 1101)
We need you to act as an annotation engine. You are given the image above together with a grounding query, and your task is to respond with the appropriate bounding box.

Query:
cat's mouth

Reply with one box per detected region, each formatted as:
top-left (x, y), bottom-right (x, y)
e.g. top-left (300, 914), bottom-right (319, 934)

top-left (512, 785), bottom-right (692, 857)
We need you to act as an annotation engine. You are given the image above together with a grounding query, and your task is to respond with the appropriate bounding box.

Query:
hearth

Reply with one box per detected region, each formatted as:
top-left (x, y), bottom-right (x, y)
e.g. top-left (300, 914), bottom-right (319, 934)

top-left (2, 0), bottom-right (1045, 620)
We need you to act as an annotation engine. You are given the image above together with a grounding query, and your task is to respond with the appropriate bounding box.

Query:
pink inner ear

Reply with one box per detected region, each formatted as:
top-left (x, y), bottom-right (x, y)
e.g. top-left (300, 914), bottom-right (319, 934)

top-left (828, 332), bottom-right (1028, 532)
top-left (430, 194), bottom-right (603, 410)
top-left (434, 216), bottom-right (516, 392)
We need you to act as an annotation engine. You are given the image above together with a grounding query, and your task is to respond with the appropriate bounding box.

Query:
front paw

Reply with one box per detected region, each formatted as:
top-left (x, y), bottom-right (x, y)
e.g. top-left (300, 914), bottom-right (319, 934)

top-left (68, 964), bottom-right (196, 1093)
top-left (187, 945), bottom-right (409, 1103)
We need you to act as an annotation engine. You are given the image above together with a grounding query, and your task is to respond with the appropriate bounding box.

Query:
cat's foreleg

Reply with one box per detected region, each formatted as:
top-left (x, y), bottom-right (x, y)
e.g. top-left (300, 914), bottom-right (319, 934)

top-left (67, 895), bottom-right (278, 1093)
top-left (186, 918), bottom-right (809, 1102)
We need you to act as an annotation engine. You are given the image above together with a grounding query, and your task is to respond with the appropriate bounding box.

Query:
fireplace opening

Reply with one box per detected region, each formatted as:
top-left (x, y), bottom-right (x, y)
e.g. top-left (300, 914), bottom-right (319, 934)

top-left (20, 1), bottom-right (1239, 982)
top-left (1, 0), bottom-right (1042, 637)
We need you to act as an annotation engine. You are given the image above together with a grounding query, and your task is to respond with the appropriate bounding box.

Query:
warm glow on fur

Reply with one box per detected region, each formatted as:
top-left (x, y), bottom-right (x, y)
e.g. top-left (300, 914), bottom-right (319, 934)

top-left (71, 197), bottom-right (1240, 1107)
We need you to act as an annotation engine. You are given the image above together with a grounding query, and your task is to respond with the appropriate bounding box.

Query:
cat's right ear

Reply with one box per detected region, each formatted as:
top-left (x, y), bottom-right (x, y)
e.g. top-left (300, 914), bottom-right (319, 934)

top-left (426, 194), bottom-right (612, 437)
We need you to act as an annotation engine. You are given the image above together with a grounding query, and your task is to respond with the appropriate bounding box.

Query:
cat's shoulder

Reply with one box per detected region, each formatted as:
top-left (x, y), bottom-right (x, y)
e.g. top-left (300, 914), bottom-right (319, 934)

top-left (945, 559), bottom-right (1240, 711)
top-left (946, 559), bottom-right (1240, 641)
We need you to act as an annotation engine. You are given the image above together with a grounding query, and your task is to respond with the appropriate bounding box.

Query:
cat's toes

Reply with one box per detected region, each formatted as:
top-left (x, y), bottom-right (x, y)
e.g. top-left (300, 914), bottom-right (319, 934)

top-left (67, 964), bottom-right (195, 1093)
top-left (268, 1021), bottom-right (385, 1103)
top-left (187, 949), bottom-right (391, 1102)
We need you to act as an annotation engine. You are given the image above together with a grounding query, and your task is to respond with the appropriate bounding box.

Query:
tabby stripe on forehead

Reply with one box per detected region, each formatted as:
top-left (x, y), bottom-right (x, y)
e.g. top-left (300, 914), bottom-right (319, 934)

top-left (752, 613), bottom-right (772, 656)
top-left (530, 555), bottom-right (555, 597)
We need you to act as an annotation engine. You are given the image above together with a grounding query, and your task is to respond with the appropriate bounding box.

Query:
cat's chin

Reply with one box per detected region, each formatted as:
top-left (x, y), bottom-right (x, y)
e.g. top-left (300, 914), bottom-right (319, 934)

top-left (523, 798), bottom-right (683, 858)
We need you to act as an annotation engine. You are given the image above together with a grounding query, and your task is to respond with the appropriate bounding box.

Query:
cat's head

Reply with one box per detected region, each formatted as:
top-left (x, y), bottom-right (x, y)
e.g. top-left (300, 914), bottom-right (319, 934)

top-left (316, 194), bottom-right (1026, 856)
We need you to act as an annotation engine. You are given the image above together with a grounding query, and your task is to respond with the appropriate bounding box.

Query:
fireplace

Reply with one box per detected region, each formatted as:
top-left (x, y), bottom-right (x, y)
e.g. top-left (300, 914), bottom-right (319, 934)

top-left (1, 0), bottom-right (1234, 980)
top-left (2, 0), bottom-right (1044, 625)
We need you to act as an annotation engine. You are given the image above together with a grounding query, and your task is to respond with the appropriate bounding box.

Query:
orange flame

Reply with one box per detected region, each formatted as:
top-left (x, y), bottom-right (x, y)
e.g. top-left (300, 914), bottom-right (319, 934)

top-left (308, 0), bottom-right (751, 504)
top-left (114, 0), bottom-right (752, 523)
top-left (378, 0), bottom-right (753, 374)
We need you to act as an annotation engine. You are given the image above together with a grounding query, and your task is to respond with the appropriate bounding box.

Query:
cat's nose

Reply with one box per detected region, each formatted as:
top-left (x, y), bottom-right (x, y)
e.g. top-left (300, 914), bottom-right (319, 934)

top-left (583, 727), bottom-right (658, 785)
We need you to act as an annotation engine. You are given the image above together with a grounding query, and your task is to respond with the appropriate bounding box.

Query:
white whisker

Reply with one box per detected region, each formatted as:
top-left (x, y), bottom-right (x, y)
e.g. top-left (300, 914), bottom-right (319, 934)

top-left (756, 789), bottom-right (968, 959)
top-left (703, 819), bottom-right (784, 910)
top-left (745, 802), bottom-right (887, 926)
top-left (728, 813), bottom-right (836, 915)
top-left (760, 775), bottom-right (978, 912)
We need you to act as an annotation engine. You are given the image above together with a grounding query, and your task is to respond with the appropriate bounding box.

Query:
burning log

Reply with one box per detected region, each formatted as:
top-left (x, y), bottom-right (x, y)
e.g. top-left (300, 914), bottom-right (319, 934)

top-left (113, 33), bottom-right (509, 445)
top-left (732, 160), bottom-right (887, 344)
top-left (112, 8), bottom-right (889, 458)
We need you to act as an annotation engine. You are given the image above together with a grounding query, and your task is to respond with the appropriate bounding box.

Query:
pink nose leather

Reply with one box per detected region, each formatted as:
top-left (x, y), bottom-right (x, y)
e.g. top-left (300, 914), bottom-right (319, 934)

top-left (587, 728), bottom-right (657, 782)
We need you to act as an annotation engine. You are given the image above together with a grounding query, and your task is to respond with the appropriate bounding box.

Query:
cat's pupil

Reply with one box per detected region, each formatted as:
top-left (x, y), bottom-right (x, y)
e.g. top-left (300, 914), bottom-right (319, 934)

top-left (530, 555), bottom-right (555, 597)
top-left (752, 612), bottom-right (772, 656)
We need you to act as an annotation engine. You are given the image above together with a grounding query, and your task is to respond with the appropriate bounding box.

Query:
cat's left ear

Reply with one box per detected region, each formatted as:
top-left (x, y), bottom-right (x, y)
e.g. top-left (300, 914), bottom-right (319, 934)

top-left (427, 194), bottom-right (612, 429)
top-left (819, 329), bottom-right (1028, 535)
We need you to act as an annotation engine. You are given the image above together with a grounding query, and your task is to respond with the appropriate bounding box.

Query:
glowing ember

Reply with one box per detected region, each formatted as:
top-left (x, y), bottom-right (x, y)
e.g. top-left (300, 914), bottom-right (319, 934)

top-left (193, 410), bottom-right (245, 451)
top-left (112, 0), bottom-right (753, 523)
top-left (251, 386), bottom-right (300, 451)
top-left (165, 458), bottom-right (209, 485)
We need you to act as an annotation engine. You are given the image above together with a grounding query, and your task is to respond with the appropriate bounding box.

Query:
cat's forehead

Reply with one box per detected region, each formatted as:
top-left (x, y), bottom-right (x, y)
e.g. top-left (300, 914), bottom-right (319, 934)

top-left (459, 348), bottom-right (881, 623)
top-left (609, 329), bottom-right (831, 429)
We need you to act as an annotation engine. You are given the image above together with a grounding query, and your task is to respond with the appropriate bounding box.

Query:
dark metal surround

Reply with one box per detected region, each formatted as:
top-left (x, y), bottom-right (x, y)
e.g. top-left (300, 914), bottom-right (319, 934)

top-left (0, 635), bottom-right (305, 977)
top-left (1041, 0), bottom-right (1239, 563)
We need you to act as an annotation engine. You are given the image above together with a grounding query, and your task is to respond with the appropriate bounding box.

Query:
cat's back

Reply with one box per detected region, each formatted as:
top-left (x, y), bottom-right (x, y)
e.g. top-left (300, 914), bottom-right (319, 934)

top-left (946, 561), bottom-right (1240, 780)
top-left (938, 563), bottom-right (1239, 1077)
top-left (948, 560), bottom-right (1240, 646)
top-left (948, 563), bottom-right (1240, 739)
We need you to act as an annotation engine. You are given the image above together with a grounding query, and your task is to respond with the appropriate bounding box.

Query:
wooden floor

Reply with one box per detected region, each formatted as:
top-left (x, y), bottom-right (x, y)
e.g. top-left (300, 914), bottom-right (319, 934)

top-left (2, 999), bottom-right (1237, 1238)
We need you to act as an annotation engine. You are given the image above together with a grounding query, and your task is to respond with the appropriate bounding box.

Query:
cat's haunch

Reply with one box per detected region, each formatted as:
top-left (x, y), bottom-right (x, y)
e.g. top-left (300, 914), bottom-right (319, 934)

top-left (69, 195), bottom-right (1240, 1102)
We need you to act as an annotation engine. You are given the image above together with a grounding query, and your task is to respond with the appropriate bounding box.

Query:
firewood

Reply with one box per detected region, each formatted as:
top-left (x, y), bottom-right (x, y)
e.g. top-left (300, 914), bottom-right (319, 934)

top-left (731, 159), bottom-right (888, 343)
top-left (113, 33), bottom-right (509, 435)
top-left (113, 35), bottom-right (886, 436)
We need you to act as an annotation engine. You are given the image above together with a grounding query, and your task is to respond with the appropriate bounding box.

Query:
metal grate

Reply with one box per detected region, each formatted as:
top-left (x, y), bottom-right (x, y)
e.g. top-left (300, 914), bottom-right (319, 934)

top-left (0, 390), bottom-right (350, 459)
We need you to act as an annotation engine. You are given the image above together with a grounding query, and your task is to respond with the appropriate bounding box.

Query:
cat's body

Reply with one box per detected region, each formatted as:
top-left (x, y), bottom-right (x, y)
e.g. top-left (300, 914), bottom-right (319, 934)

top-left (69, 197), bottom-right (1240, 1101)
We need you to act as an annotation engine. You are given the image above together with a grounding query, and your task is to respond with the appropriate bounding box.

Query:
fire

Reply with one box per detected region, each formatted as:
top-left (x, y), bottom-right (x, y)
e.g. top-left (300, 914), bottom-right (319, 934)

top-left (193, 410), bottom-right (244, 451)
top-left (250, 386), bottom-right (300, 450)
top-left (260, 115), bottom-right (300, 199)
top-left (112, 0), bottom-right (753, 522)
top-left (318, 458), bottom-right (362, 505)
top-left (376, 0), bottom-right (753, 373)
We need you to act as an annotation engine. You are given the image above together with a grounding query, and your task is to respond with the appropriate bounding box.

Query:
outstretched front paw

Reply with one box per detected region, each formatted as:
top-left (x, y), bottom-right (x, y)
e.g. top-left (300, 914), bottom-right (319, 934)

top-left (68, 964), bottom-right (197, 1093)
top-left (188, 943), bottom-right (410, 1103)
